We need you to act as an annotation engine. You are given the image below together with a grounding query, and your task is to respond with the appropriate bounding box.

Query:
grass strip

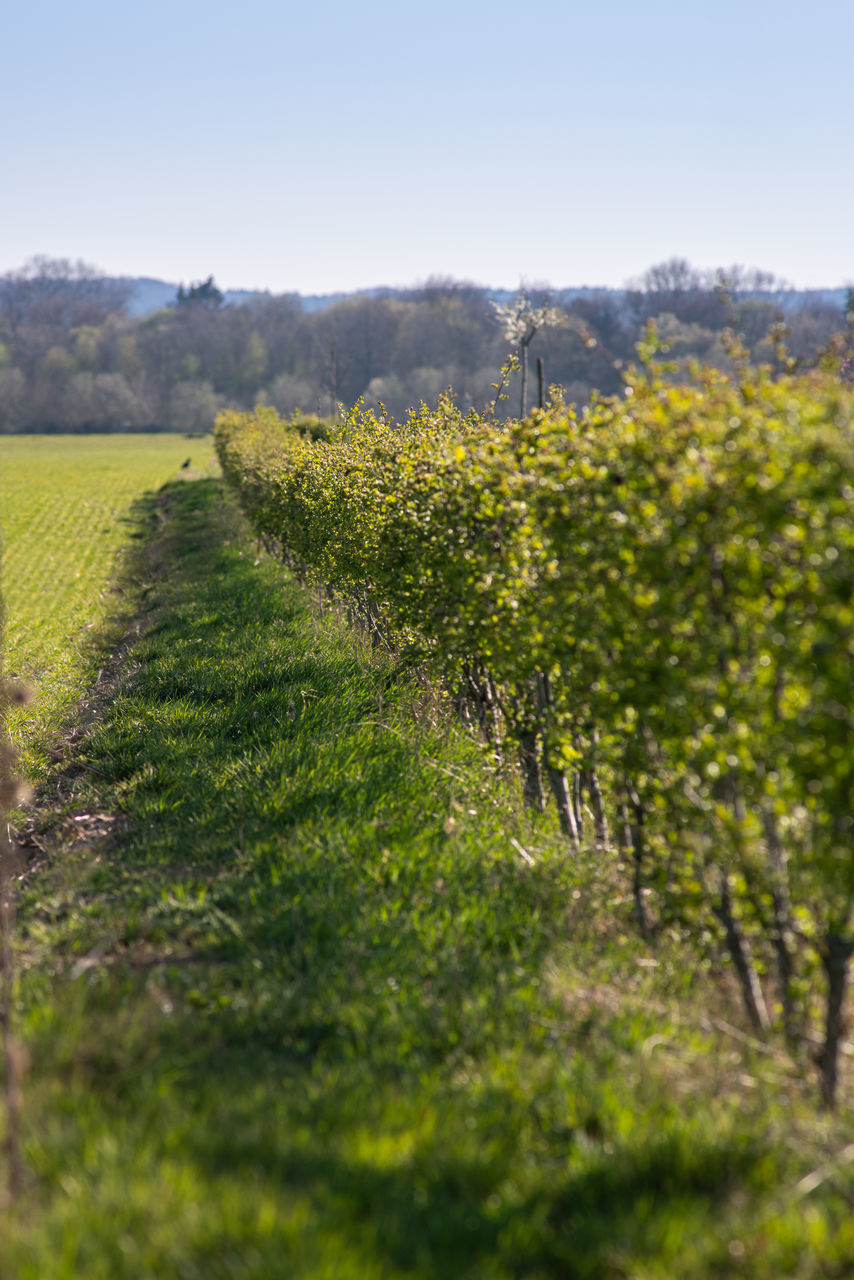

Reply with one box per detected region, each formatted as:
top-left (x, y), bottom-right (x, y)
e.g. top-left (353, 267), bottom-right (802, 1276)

top-left (4, 478), bottom-right (853, 1278)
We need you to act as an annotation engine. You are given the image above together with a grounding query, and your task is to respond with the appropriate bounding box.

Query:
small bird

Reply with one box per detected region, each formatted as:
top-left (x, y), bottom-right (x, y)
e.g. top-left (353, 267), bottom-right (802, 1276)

top-left (181, 458), bottom-right (191, 469)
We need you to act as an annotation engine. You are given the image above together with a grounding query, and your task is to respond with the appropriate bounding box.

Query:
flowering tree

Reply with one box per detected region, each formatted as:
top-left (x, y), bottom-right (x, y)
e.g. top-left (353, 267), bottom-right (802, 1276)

top-left (491, 289), bottom-right (562, 416)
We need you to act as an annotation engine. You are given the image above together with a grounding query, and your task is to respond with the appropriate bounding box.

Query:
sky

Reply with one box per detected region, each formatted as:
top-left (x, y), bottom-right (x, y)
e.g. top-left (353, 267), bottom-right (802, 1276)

top-left (3, 0), bottom-right (852, 295)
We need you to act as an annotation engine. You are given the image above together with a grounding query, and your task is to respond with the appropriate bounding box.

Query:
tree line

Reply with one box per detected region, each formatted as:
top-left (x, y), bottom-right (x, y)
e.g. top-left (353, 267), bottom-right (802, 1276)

top-left (0, 255), bottom-right (847, 433)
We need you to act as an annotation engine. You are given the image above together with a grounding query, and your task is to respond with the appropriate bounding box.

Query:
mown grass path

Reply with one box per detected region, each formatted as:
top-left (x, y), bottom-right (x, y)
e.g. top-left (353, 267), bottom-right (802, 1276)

top-left (4, 478), bottom-right (853, 1278)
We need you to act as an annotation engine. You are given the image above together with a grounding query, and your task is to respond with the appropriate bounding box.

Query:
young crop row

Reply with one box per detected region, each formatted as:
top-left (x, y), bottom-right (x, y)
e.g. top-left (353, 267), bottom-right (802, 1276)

top-left (215, 360), bottom-right (854, 1106)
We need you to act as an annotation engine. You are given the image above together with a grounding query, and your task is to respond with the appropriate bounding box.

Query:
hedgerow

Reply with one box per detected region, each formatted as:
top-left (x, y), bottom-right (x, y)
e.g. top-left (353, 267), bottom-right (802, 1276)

top-left (215, 355), bottom-right (854, 1106)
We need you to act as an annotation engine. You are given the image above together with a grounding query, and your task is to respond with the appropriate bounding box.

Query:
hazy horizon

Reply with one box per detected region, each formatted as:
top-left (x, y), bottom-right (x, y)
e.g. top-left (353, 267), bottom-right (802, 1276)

top-left (4, 259), bottom-right (851, 302)
top-left (107, 268), bottom-right (854, 296)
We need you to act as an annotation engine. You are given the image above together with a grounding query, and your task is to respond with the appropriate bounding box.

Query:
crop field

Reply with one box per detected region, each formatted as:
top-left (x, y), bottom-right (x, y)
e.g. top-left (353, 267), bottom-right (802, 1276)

top-left (0, 434), bottom-right (216, 772)
top-left (0, 431), bottom-right (853, 1276)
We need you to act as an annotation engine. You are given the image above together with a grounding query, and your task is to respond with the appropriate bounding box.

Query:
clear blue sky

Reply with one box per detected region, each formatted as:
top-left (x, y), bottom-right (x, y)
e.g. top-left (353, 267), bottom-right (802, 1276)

top-left (3, 0), bottom-right (851, 293)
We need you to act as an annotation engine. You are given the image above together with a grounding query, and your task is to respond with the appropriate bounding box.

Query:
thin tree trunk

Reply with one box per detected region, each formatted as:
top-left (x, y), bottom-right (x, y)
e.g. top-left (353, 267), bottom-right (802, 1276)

top-left (462, 662), bottom-right (493, 748)
top-left (546, 766), bottom-right (581, 845)
top-left (572, 751), bottom-right (584, 839)
top-left (537, 356), bottom-right (545, 410)
top-left (710, 766), bottom-right (772, 1033)
top-left (485, 673), bottom-right (504, 760)
top-left (463, 662), bottom-right (489, 744)
top-left (365, 599), bottom-right (383, 652)
top-left (620, 791), bottom-right (650, 940)
top-left (714, 870), bottom-right (771, 1034)
top-left (762, 805), bottom-right (798, 1045)
top-left (534, 672), bottom-right (580, 845)
top-left (520, 342), bottom-right (528, 418)
top-left (1, 683), bottom-right (24, 1201)
top-left (328, 341), bottom-right (338, 418)
top-left (518, 727), bottom-right (545, 812)
top-left (588, 765), bottom-right (609, 846)
top-left (818, 929), bottom-right (852, 1110)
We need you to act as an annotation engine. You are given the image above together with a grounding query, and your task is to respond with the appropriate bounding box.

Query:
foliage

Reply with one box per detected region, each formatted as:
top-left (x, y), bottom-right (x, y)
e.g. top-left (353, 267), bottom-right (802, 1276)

top-left (216, 357), bottom-right (854, 1102)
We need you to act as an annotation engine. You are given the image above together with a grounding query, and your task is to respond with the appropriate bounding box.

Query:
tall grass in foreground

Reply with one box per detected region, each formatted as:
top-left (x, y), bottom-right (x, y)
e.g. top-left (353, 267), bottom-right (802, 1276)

top-left (2, 530), bottom-right (38, 1206)
top-left (2, 479), bottom-right (853, 1277)
top-left (0, 628), bottom-right (27, 1204)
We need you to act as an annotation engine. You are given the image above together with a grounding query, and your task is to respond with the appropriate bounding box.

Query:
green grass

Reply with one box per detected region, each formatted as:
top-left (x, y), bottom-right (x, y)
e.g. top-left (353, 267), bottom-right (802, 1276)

top-left (0, 433), bottom-right (217, 774)
top-left (3, 473), bottom-right (854, 1277)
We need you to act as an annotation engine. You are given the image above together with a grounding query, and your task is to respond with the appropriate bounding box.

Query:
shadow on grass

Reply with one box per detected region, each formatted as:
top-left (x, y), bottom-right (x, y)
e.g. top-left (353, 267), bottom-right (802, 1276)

top-left (17, 479), bottom-right (772, 1278)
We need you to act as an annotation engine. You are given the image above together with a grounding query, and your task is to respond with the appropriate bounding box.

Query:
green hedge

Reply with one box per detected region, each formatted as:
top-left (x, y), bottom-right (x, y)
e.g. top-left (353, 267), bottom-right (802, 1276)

top-left (217, 362), bottom-right (854, 1105)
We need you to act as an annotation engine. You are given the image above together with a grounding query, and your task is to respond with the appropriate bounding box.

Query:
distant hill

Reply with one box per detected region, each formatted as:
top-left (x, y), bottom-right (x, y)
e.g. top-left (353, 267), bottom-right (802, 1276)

top-left (120, 277), bottom-right (271, 316)
top-left (120, 277), bottom-right (386, 316)
top-left (117, 276), bottom-right (850, 319)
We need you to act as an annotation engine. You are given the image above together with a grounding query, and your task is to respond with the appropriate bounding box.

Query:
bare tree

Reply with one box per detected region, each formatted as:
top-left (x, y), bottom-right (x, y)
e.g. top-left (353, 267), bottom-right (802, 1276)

top-left (0, 257), bottom-right (130, 332)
